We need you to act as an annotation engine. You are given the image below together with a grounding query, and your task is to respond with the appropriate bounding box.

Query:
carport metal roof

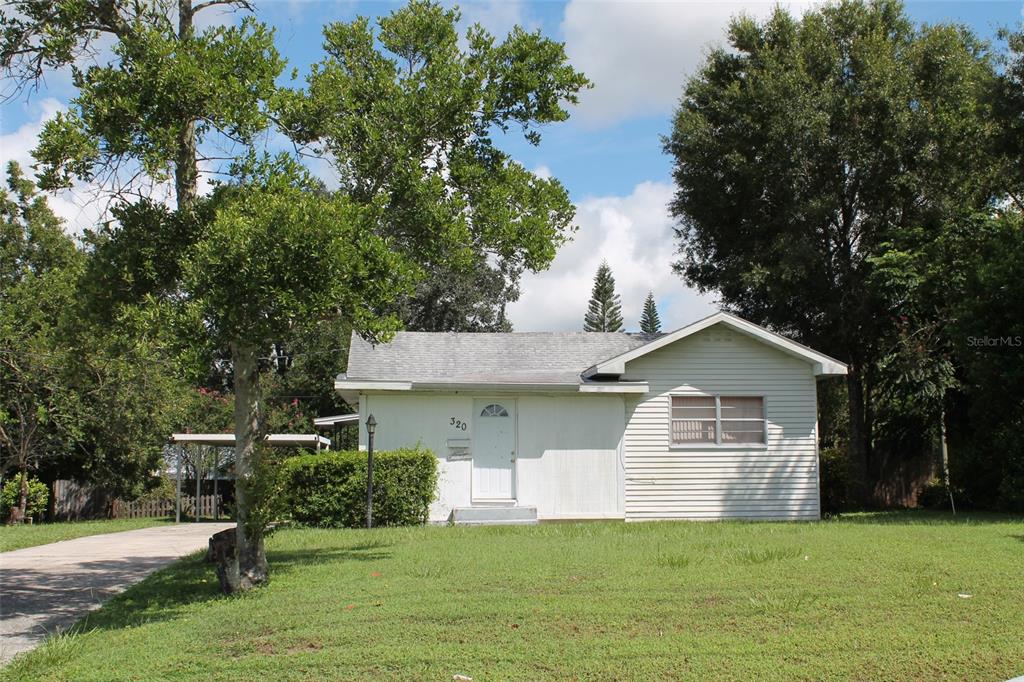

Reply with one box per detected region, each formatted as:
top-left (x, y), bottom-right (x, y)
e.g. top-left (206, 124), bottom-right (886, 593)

top-left (169, 433), bottom-right (331, 448)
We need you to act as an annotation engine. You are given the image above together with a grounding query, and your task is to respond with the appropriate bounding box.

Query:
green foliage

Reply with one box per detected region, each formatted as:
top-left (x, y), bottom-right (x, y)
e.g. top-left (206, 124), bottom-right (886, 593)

top-left (583, 260), bottom-right (623, 332)
top-left (239, 444), bottom-right (291, 538)
top-left (263, 314), bottom-right (353, 421)
top-left (1, 475), bottom-right (49, 520)
top-left (183, 157), bottom-right (412, 350)
top-left (8, 4), bottom-right (285, 203)
top-left (276, 0), bottom-right (589, 330)
top-left (819, 446), bottom-right (848, 516)
top-left (0, 162), bottom-right (84, 482)
top-left (639, 291), bottom-right (661, 334)
top-left (664, 0), bottom-right (999, 503)
top-left (282, 447), bottom-right (438, 527)
top-left (1, 162), bottom-right (189, 501)
top-left (995, 28), bottom-right (1024, 198)
top-left (136, 474), bottom-right (176, 505)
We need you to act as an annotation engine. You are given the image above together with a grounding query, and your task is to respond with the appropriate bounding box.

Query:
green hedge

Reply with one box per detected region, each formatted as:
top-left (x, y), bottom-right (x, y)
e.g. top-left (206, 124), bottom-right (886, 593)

top-left (281, 447), bottom-right (437, 527)
top-left (1, 475), bottom-right (49, 521)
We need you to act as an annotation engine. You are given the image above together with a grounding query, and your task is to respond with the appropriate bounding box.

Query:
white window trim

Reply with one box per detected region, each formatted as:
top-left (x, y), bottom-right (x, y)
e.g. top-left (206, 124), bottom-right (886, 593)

top-left (667, 392), bottom-right (768, 450)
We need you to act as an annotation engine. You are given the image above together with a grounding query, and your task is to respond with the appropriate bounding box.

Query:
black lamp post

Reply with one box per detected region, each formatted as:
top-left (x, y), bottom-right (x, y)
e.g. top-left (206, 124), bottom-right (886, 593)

top-left (366, 414), bottom-right (376, 529)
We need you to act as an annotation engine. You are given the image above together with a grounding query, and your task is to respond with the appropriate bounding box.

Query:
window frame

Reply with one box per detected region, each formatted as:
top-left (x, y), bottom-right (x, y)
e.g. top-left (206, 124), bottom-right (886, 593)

top-left (667, 393), bottom-right (768, 449)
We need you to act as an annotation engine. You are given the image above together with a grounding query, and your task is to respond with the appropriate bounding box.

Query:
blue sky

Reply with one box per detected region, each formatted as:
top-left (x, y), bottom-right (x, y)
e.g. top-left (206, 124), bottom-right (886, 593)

top-left (2, 0), bottom-right (1021, 331)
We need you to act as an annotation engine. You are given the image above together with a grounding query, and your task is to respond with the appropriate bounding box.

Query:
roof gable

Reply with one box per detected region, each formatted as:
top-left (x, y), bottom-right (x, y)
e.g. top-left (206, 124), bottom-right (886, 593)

top-left (583, 312), bottom-right (847, 377)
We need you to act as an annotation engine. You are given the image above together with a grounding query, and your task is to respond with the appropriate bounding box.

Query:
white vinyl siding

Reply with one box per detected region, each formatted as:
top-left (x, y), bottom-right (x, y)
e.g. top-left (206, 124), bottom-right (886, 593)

top-left (358, 392), bottom-right (624, 522)
top-left (624, 327), bottom-right (820, 521)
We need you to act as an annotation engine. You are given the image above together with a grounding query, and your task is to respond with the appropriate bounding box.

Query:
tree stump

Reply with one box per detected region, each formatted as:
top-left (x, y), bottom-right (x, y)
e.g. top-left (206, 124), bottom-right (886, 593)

top-left (207, 528), bottom-right (236, 594)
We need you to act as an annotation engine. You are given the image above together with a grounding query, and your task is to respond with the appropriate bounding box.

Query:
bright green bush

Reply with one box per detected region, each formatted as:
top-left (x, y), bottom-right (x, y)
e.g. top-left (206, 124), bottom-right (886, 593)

top-left (1, 475), bottom-right (49, 521)
top-left (281, 447), bottom-right (437, 527)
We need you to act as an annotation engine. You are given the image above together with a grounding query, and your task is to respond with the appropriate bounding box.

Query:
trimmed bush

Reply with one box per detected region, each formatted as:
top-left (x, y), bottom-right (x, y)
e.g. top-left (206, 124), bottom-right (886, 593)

top-left (2, 475), bottom-right (49, 521)
top-left (281, 447), bottom-right (437, 527)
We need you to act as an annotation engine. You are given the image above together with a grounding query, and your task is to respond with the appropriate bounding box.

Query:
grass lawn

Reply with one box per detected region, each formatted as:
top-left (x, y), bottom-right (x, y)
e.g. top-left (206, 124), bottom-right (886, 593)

top-left (0, 518), bottom-right (172, 552)
top-left (4, 512), bottom-right (1023, 681)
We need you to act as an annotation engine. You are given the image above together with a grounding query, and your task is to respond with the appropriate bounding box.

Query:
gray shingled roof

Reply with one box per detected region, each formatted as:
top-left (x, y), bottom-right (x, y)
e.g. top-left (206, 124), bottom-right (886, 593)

top-left (346, 331), bottom-right (656, 384)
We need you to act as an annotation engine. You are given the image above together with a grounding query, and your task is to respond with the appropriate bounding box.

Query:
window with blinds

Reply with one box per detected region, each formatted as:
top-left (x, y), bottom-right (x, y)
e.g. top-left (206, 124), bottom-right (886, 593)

top-left (670, 395), bottom-right (765, 445)
top-left (670, 395), bottom-right (717, 443)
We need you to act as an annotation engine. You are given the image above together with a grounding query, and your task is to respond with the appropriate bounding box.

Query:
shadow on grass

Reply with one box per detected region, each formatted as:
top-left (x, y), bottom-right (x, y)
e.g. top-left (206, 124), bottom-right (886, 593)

top-left (71, 553), bottom-right (222, 633)
top-left (829, 510), bottom-right (1024, 525)
top-left (269, 545), bottom-right (393, 572)
top-left (67, 538), bottom-right (393, 634)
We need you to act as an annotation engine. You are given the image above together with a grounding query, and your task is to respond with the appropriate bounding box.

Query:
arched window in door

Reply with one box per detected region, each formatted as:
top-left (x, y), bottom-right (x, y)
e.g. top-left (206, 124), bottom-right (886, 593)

top-left (480, 403), bottom-right (509, 417)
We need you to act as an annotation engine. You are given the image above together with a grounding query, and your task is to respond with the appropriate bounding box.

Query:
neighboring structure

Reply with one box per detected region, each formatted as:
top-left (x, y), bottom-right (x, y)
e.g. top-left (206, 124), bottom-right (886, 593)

top-left (312, 414), bottom-right (360, 450)
top-left (336, 311), bottom-right (846, 523)
top-left (167, 433), bottom-right (331, 523)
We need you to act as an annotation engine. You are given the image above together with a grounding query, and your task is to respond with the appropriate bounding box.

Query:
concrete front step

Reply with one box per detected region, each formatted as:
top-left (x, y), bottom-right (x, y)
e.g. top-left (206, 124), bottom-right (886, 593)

top-left (451, 505), bottom-right (538, 525)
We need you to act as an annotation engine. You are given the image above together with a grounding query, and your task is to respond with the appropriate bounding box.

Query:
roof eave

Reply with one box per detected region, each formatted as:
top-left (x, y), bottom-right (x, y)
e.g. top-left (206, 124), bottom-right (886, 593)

top-left (335, 379), bottom-right (650, 394)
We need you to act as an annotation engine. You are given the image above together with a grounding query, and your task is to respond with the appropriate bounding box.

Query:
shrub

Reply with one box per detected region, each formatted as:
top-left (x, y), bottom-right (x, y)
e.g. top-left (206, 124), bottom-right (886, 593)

top-left (819, 446), bottom-right (848, 515)
top-left (281, 447), bottom-right (437, 527)
top-left (2, 475), bottom-right (49, 521)
top-left (918, 476), bottom-right (963, 510)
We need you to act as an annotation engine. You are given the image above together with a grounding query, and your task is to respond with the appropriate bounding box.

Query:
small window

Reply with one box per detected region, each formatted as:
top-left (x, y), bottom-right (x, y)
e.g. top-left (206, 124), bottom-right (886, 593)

top-left (670, 396), bottom-right (716, 443)
top-left (720, 396), bottom-right (766, 444)
top-left (670, 395), bottom-right (765, 445)
top-left (480, 403), bottom-right (509, 417)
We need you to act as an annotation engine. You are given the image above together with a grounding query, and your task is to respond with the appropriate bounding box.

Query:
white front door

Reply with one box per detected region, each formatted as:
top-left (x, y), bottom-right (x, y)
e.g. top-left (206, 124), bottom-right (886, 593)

top-left (472, 399), bottom-right (515, 501)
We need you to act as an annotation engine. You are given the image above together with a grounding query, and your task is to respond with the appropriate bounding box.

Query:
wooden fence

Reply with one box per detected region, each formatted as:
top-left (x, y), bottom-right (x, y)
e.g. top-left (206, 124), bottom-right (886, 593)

top-left (52, 479), bottom-right (108, 521)
top-left (112, 494), bottom-right (222, 519)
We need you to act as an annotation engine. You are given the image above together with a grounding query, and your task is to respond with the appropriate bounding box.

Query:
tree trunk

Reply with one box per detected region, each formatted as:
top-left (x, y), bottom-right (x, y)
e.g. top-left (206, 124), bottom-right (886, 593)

top-left (17, 467), bottom-right (29, 520)
top-left (8, 466), bottom-right (28, 524)
top-left (940, 405), bottom-right (955, 514)
top-left (224, 343), bottom-right (268, 593)
top-left (845, 365), bottom-right (872, 507)
top-left (175, 0), bottom-right (198, 211)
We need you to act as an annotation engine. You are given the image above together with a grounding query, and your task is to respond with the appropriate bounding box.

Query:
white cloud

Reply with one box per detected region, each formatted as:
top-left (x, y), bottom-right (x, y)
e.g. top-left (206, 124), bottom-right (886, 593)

top-left (457, 0), bottom-right (536, 39)
top-left (532, 164), bottom-right (552, 180)
top-left (0, 97), bottom-right (225, 235)
top-left (0, 98), bottom-right (109, 234)
top-left (561, 0), bottom-right (810, 127)
top-left (507, 180), bottom-right (717, 332)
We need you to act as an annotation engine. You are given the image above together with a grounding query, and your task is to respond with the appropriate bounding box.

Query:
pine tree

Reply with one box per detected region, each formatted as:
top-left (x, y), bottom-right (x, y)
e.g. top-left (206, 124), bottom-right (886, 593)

top-left (583, 261), bottom-right (624, 332)
top-left (640, 291), bottom-right (661, 334)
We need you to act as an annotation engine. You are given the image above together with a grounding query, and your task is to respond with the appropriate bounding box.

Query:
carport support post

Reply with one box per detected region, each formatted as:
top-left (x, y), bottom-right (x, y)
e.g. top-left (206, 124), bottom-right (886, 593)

top-left (366, 414), bottom-right (376, 529)
top-left (196, 445), bottom-right (202, 523)
top-left (213, 449), bottom-right (219, 521)
top-left (175, 444), bottom-right (182, 523)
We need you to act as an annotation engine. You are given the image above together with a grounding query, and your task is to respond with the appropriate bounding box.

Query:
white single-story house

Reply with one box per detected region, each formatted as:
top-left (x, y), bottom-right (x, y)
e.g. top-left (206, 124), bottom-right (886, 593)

top-left (336, 311), bottom-right (846, 524)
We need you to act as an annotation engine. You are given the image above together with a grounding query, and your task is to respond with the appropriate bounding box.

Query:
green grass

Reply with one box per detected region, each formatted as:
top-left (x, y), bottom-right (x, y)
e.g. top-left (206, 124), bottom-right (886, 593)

top-left (0, 518), bottom-right (172, 552)
top-left (5, 511), bottom-right (1024, 681)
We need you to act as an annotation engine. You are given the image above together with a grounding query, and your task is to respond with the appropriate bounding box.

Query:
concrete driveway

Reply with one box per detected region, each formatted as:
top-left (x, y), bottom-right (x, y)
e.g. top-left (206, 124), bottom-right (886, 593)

top-left (0, 522), bottom-right (233, 665)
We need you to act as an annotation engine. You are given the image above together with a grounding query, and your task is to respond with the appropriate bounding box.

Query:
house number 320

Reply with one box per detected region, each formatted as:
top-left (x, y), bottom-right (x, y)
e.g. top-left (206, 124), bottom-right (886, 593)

top-left (449, 417), bottom-right (467, 431)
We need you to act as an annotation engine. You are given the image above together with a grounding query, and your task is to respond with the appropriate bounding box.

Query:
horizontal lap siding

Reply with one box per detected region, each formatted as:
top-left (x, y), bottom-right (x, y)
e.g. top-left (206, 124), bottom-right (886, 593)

top-left (624, 328), bottom-right (820, 521)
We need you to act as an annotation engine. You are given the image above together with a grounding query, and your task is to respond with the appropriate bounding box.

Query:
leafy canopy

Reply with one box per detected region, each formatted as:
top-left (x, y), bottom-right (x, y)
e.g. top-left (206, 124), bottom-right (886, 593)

top-left (183, 157), bottom-right (414, 352)
top-left (664, 0), bottom-right (997, 358)
top-left (276, 0), bottom-right (590, 329)
top-left (1, 1), bottom-right (285, 206)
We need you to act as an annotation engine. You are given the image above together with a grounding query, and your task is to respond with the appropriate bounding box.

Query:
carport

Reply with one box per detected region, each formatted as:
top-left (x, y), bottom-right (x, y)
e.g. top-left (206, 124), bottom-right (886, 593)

top-left (168, 433), bottom-right (331, 522)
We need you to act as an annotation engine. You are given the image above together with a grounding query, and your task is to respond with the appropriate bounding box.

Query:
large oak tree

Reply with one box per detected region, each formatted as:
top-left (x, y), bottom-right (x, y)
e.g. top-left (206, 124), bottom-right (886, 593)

top-left (664, 0), bottom-right (999, 504)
